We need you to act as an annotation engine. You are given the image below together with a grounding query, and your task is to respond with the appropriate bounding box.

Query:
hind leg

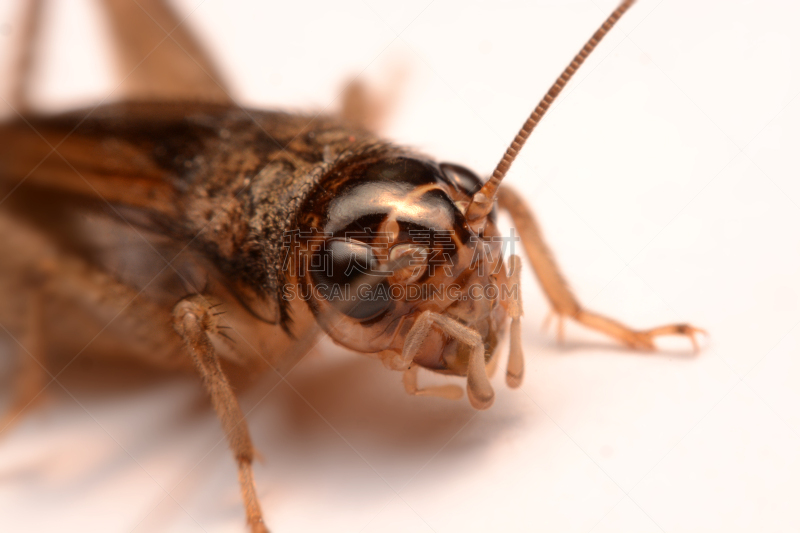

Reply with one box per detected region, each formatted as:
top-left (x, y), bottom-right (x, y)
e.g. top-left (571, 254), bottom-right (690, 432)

top-left (1, 286), bottom-right (49, 435)
top-left (7, 0), bottom-right (230, 109)
top-left (97, 0), bottom-right (231, 102)
top-left (339, 67), bottom-right (406, 132)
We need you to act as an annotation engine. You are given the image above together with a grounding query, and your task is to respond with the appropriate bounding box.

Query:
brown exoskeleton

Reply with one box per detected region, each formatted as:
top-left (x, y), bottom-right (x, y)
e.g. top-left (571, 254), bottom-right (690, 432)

top-left (0, 1), bottom-right (705, 531)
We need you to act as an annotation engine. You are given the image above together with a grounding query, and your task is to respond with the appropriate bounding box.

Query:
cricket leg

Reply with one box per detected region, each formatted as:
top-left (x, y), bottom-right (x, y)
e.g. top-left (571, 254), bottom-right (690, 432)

top-left (340, 68), bottom-right (406, 132)
top-left (7, 0), bottom-right (45, 113)
top-left (497, 186), bottom-right (705, 351)
top-left (98, 0), bottom-right (231, 102)
top-left (172, 295), bottom-right (268, 533)
top-left (0, 288), bottom-right (48, 435)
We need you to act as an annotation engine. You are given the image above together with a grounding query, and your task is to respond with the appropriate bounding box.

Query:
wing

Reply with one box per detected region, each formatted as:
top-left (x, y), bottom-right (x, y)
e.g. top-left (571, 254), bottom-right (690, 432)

top-left (0, 102), bottom-right (232, 319)
top-left (0, 103), bottom-right (196, 220)
top-left (0, 101), bottom-right (318, 326)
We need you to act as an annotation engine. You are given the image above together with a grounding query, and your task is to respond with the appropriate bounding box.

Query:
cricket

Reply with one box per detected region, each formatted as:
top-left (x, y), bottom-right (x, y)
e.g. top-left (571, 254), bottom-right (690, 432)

top-left (0, 0), bottom-right (704, 531)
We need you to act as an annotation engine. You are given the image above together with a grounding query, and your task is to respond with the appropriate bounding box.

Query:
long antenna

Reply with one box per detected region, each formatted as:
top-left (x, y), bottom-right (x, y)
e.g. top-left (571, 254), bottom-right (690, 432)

top-left (465, 0), bottom-right (636, 231)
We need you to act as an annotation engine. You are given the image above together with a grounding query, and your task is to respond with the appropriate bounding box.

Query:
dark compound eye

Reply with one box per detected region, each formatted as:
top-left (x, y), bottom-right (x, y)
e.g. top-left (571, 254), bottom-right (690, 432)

top-left (440, 162), bottom-right (483, 196)
top-left (311, 239), bottom-right (391, 320)
top-left (327, 239), bottom-right (377, 285)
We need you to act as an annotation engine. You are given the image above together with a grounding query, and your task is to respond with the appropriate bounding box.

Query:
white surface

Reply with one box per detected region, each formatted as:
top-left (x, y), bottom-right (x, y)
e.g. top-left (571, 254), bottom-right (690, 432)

top-left (1, 0), bottom-right (800, 532)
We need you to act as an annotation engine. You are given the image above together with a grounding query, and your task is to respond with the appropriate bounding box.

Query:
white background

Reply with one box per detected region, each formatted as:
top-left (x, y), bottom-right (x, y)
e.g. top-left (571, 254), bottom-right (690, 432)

top-left (1, 0), bottom-right (799, 532)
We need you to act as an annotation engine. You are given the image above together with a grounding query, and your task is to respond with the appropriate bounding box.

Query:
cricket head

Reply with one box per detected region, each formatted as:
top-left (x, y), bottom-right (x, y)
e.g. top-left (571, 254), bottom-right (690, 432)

top-left (287, 0), bottom-right (638, 409)
top-left (291, 154), bottom-right (517, 409)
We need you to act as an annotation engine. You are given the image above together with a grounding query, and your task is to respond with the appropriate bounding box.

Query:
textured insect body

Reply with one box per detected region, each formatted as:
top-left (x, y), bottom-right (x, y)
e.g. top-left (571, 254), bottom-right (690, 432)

top-left (0, 1), bottom-right (705, 531)
top-left (0, 105), bottom-right (366, 366)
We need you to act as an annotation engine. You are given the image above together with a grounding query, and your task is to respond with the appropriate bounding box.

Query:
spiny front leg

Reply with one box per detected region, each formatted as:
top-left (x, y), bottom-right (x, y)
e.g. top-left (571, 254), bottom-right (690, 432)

top-left (172, 295), bottom-right (268, 533)
top-left (567, 312), bottom-right (705, 351)
top-left (498, 186), bottom-right (706, 352)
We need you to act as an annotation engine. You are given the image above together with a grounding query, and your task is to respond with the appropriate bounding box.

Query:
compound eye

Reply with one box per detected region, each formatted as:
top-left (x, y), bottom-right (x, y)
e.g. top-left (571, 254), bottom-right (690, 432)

top-left (311, 239), bottom-right (391, 320)
top-left (328, 239), bottom-right (377, 285)
top-left (440, 162), bottom-right (483, 196)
